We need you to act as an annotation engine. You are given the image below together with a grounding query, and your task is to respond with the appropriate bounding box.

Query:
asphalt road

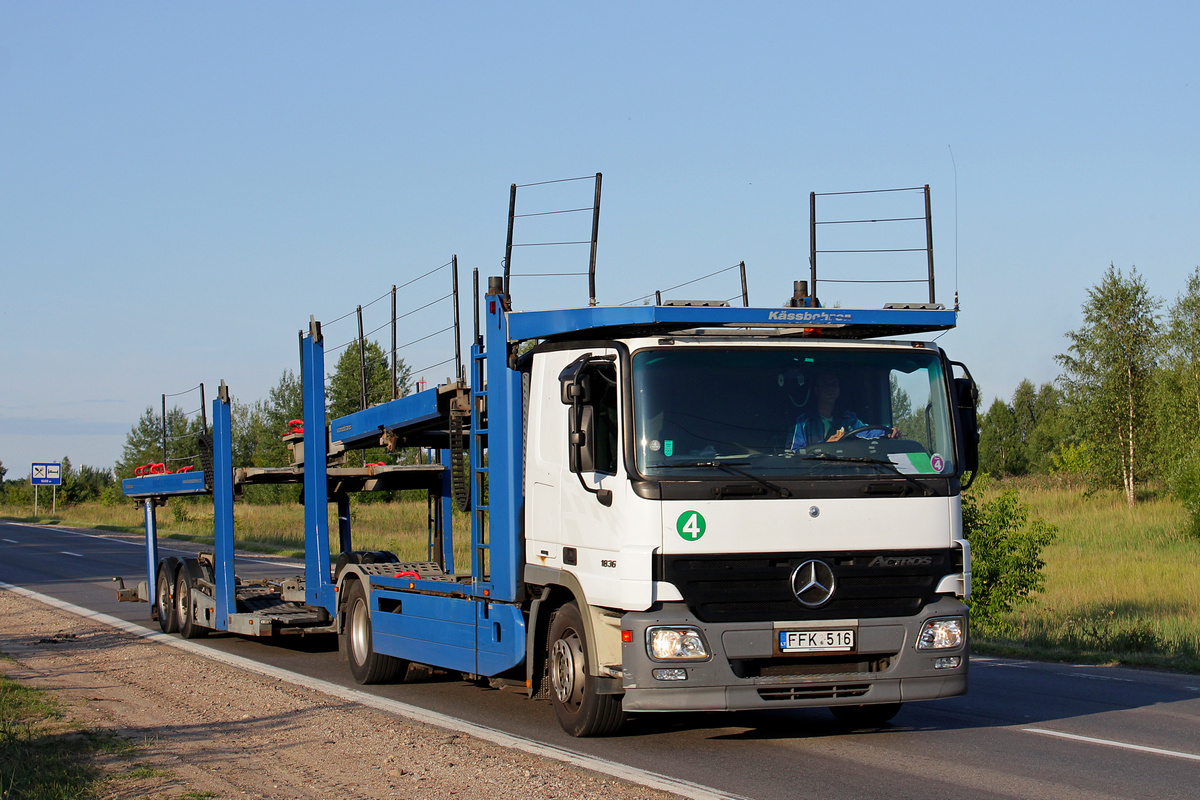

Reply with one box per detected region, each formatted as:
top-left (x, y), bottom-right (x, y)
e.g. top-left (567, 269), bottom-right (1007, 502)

top-left (2, 519), bottom-right (1198, 800)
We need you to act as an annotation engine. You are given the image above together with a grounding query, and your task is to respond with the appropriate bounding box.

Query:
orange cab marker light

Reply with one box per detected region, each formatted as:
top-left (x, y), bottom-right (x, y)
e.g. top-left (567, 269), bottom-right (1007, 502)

top-left (621, 630), bottom-right (633, 643)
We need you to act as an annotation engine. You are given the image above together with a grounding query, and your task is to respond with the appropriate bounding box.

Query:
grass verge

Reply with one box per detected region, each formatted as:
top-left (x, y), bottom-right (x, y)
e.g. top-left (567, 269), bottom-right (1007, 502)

top-left (972, 479), bottom-right (1200, 672)
top-left (0, 668), bottom-right (136, 800)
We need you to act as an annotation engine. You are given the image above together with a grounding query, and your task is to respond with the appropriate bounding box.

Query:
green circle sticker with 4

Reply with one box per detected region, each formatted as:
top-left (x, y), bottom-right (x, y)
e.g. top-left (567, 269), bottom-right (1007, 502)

top-left (676, 510), bottom-right (706, 541)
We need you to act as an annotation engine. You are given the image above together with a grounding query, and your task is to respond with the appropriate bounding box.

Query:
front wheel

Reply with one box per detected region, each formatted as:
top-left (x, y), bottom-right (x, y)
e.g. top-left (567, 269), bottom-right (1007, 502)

top-left (547, 602), bottom-right (624, 737)
top-left (341, 580), bottom-right (407, 684)
top-left (830, 702), bottom-right (902, 728)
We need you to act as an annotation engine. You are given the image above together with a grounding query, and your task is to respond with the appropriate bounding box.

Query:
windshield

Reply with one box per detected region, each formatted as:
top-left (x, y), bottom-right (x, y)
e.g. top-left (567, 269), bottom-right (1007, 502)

top-left (632, 345), bottom-right (956, 479)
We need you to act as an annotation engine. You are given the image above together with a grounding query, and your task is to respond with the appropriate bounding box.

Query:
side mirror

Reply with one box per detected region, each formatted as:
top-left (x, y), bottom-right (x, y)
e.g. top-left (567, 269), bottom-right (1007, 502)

top-left (569, 406), bottom-right (597, 473)
top-left (557, 353), bottom-right (613, 506)
top-left (952, 369), bottom-right (980, 480)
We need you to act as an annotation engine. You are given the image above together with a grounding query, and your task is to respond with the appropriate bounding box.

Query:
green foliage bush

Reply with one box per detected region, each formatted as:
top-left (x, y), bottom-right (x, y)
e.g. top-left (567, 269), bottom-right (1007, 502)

top-left (1167, 447), bottom-right (1200, 540)
top-left (962, 484), bottom-right (1056, 632)
top-left (1050, 441), bottom-right (1093, 477)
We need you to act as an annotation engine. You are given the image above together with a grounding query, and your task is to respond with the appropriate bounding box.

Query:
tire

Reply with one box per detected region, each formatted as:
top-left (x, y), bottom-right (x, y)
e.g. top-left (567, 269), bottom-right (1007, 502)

top-left (176, 572), bottom-right (209, 639)
top-left (547, 602), bottom-right (624, 737)
top-left (830, 702), bottom-right (902, 728)
top-left (341, 580), bottom-right (407, 684)
top-left (156, 565), bottom-right (178, 634)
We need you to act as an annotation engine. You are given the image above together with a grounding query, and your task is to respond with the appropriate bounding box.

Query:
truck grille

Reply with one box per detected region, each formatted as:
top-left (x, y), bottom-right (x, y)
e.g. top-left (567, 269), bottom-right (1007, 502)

top-left (732, 654), bottom-right (894, 679)
top-left (757, 683), bottom-right (871, 701)
top-left (661, 550), bottom-right (952, 623)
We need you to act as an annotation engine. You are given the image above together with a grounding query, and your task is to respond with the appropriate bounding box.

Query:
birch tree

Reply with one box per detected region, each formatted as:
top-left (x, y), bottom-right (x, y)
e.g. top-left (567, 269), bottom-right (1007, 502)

top-left (1057, 265), bottom-right (1160, 505)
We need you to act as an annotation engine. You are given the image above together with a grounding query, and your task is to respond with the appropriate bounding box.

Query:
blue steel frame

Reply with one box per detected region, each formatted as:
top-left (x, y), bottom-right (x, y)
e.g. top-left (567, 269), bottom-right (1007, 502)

top-left (123, 465), bottom-right (209, 623)
top-left (505, 303), bottom-right (956, 342)
top-left (141, 500), bottom-right (160, 613)
top-left (479, 289), bottom-right (522, 603)
top-left (122, 472), bottom-right (208, 498)
top-left (211, 387), bottom-right (237, 628)
top-left (437, 449), bottom-right (455, 572)
top-left (301, 324), bottom-right (337, 613)
top-left (329, 391), bottom-right (444, 449)
top-left (284, 292), bottom-right (529, 676)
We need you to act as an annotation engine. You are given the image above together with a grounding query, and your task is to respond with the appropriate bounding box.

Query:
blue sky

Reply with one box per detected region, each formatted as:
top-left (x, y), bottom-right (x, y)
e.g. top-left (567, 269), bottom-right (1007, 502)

top-left (2, 2), bottom-right (1197, 476)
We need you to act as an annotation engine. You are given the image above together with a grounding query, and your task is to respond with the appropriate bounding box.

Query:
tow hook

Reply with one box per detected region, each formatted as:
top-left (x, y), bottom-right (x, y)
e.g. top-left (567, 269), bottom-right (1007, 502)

top-left (112, 576), bottom-right (144, 603)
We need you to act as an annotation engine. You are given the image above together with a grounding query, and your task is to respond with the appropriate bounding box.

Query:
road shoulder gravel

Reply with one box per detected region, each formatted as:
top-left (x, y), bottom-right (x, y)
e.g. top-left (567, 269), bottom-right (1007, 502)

top-left (0, 586), bottom-right (688, 800)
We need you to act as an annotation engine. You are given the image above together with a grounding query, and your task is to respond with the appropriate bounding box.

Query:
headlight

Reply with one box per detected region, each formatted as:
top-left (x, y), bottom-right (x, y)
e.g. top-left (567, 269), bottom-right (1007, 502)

top-left (646, 626), bottom-right (710, 660)
top-left (916, 617), bottom-right (964, 650)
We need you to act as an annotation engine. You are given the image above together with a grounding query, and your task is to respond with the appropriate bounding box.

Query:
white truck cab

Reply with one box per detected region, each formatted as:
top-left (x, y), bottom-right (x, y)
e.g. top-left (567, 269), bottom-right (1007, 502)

top-left (522, 329), bottom-right (974, 734)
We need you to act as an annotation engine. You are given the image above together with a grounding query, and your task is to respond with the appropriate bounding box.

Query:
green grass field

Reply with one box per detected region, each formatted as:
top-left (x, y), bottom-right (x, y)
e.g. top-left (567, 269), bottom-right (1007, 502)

top-left (6, 481), bottom-right (1200, 672)
top-left (977, 480), bottom-right (1200, 671)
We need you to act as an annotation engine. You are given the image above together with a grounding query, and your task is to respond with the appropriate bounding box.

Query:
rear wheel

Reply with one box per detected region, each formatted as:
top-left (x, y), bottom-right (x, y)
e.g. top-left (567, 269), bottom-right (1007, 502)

top-left (547, 602), bottom-right (624, 737)
top-left (342, 580), bottom-right (407, 684)
top-left (156, 565), bottom-right (178, 633)
top-left (175, 572), bottom-right (208, 639)
top-left (830, 702), bottom-right (902, 728)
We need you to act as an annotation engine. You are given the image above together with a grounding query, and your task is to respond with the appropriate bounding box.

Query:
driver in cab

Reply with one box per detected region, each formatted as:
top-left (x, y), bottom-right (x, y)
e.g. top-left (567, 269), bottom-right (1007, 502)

top-left (790, 371), bottom-right (899, 449)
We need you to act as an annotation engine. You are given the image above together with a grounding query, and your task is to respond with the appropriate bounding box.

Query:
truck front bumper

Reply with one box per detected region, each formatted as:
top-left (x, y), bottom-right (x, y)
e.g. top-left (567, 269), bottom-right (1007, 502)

top-left (619, 596), bottom-right (968, 712)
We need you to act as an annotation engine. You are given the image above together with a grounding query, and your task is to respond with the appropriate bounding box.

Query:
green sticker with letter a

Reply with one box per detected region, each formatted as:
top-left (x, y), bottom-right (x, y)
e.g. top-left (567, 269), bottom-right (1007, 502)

top-left (676, 510), bottom-right (706, 541)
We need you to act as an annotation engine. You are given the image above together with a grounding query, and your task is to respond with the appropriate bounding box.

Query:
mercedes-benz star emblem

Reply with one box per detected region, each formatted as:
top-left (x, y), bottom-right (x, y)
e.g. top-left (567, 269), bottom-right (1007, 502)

top-left (790, 559), bottom-right (836, 608)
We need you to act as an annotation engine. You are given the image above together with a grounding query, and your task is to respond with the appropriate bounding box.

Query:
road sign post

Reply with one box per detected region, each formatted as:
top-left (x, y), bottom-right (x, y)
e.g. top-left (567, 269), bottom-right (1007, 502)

top-left (31, 462), bottom-right (62, 516)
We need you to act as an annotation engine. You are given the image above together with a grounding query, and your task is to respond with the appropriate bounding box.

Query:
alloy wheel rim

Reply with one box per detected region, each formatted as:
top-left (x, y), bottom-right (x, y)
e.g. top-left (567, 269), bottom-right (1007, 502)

top-left (550, 630), bottom-right (584, 708)
top-left (350, 598), bottom-right (369, 665)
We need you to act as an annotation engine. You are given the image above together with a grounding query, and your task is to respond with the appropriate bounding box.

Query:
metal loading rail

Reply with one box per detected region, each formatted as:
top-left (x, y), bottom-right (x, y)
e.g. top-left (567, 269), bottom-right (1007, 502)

top-left (120, 375), bottom-right (463, 638)
top-left (291, 313), bottom-right (526, 677)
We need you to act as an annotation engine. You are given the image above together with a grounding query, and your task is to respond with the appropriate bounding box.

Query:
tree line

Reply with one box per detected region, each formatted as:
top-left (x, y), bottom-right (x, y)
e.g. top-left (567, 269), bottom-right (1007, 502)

top-left (113, 340), bottom-right (414, 504)
top-left (0, 457), bottom-right (117, 507)
top-left (979, 264), bottom-right (1200, 518)
top-left (0, 340), bottom-right (412, 508)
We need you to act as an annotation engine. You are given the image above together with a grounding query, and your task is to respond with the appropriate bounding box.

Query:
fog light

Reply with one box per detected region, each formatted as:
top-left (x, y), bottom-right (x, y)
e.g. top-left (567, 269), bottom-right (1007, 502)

top-left (934, 656), bottom-right (962, 669)
top-left (652, 668), bottom-right (688, 681)
top-left (917, 617), bottom-right (964, 650)
top-left (646, 627), bottom-right (710, 660)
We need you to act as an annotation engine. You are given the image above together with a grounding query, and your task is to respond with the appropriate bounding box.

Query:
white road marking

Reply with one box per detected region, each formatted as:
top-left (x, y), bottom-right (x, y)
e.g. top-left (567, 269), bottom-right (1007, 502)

top-left (61, 551), bottom-right (83, 558)
top-left (1025, 727), bottom-right (1200, 762)
top-left (1067, 672), bottom-right (1133, 683)
top-left (0, 580), bottom-right (746, 800)
top-left (2, 539), bottom-right (18, 544)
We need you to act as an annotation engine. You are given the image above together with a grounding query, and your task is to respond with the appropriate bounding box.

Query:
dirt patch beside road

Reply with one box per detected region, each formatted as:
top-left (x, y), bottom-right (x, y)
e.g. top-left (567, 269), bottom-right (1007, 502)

top-left (0, 588), bottom-right (681, 800)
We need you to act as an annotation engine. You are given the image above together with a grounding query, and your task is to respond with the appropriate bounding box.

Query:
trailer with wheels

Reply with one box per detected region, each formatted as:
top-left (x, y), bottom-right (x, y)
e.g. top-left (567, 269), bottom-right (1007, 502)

top-left (122, 181), bottom-right (978, 737)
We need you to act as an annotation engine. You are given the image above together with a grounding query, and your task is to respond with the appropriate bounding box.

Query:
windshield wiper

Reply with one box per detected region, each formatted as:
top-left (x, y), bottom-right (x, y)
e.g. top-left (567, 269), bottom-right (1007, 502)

top-left (799, 454), bottom-right (932, 495)
top-left (659, 460), bottom-right (792, 498)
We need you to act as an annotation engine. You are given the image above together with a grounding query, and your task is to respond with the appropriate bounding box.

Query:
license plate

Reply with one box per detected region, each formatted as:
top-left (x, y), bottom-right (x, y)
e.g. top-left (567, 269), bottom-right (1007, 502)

top-left (779, 628), bottom-right (856, 653)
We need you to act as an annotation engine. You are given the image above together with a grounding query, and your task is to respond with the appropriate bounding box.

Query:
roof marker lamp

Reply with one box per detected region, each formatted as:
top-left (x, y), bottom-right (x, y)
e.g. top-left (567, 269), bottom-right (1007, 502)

top-left (646, 626), bottom-right (710, 661)
top-left (916, 617), bottom-right (964, 650)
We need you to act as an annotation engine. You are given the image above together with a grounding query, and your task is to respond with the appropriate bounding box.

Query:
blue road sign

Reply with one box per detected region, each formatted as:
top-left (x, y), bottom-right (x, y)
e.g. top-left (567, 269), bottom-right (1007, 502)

top-left (31, 462), bottom-right (62, 486)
